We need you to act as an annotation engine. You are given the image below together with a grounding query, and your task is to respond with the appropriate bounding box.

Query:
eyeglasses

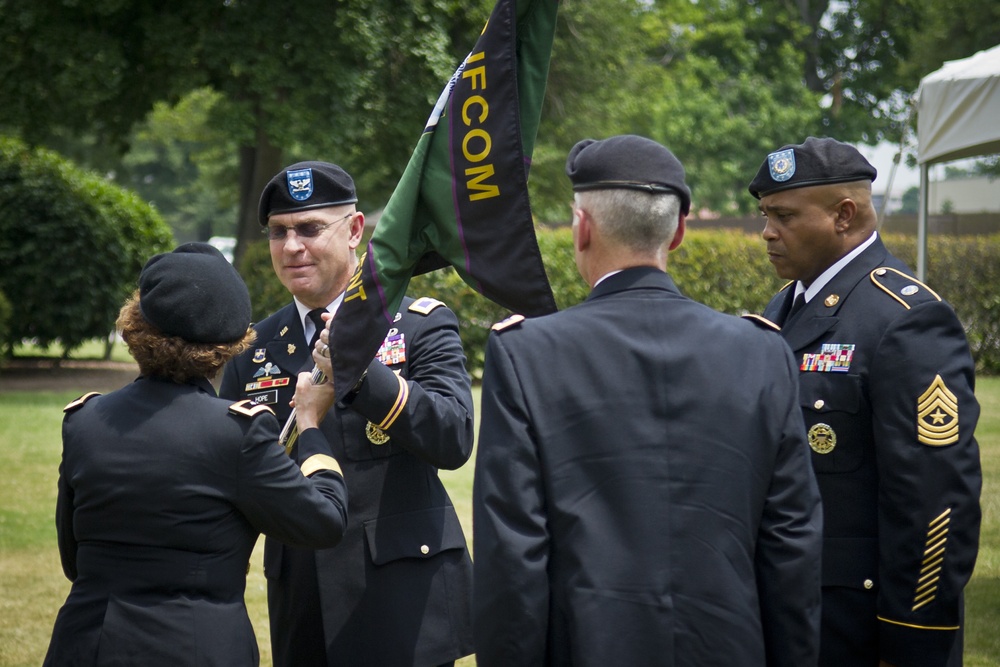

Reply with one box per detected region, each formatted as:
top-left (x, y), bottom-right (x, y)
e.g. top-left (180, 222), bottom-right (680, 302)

top-left (265, 212), bottom-right (353, 241)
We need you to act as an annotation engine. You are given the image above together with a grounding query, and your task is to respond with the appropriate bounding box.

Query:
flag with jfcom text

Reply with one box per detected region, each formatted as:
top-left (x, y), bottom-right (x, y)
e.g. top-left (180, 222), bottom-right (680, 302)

top-left (329, 0), bottom-right (559, 399)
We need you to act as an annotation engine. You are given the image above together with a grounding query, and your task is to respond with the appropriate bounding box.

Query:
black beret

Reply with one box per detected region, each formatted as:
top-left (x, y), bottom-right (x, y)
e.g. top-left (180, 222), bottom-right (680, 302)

top-left (257, 161), bottom-right (358, 225)
top-left (748, 136), bottom-right (877, 199)
top-left (139, 243), bottom-right (252, 344)
top-left (565, 135), bottom-right (692, 214)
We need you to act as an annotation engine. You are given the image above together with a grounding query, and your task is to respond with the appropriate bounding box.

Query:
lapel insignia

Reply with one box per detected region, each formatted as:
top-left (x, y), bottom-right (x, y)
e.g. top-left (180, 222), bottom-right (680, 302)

top-left (253, 348), bottom-right (267, 363)
top-left (393, 312), bottom-right (402, 322)
top-left (287, 343), bottom-right (296, 355)
top-left (377, 332), bottom-right (406, 366)
top-left (253, 362), bottom-right (284, 379)
top-left (824, 294), bottom-right (839, 307)
top-left (808, 423), bottom-right (836, 454)
top-left (280, 326), bottom-right (289, 337)
top-left (917, 375), bottom-right (959, 446)
top-left (801, 343), bottom-right (855, 372)
top-left (366, 422), bottom-right (391, 445)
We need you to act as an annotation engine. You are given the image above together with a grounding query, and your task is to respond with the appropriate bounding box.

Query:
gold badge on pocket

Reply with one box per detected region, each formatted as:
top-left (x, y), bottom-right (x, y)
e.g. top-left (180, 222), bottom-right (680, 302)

top-left (808, 423), bottom-right (837, 454)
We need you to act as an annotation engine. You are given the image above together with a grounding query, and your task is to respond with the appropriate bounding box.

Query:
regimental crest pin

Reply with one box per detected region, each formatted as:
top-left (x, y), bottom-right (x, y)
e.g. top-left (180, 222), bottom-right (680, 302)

top-left (253, 348), bottom-right (266, 363)
top-left (768, 149), bottom-right (796, 182)
top-left (366, 422), bottom-right (390, 445)
top-left (808, 423), bottom-right (837, 454)
top-left (917, 375), bottom-right (959, 446)
top-left (286, 168), bottom-right (314, 202)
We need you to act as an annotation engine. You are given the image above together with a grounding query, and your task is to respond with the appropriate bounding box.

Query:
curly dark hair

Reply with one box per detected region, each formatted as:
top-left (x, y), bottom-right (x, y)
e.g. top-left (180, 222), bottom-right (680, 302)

top-left (117, 290), bottom-right (256, 384)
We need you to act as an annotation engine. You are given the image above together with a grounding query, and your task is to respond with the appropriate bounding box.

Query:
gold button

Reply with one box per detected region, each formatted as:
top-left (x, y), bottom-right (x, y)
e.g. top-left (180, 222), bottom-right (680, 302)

top-left (814, 400), bottom-right (825, 410)
top-left (864, 579), bottom-right (874, 589)
top-left (420, 545), bottom-right (430, 555)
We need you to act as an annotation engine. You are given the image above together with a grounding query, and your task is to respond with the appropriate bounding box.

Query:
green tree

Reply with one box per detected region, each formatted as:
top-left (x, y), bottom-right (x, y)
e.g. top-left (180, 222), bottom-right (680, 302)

top-left (0, 136), bottom-right (173, 356)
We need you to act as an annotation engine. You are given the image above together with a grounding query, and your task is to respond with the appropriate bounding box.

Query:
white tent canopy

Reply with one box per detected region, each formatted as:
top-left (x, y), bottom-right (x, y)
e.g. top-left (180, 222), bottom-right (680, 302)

top-left (912, 44), bottom-right (1000, 279)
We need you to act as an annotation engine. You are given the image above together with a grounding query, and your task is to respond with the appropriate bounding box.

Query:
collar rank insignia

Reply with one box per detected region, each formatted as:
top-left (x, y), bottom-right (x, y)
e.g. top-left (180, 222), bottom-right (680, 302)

top-left (253, 348), bottom-right (267, 363)
top-left (768, 149), bottom-right (795, 182)
top-left (801, 343), bottom-right (855, 372)
top-left (377, 333), bottom-right (406, 366)
top-left (253, 362), bottom-right (284, 379)
top-left (917, 375), bottom-right (959, 446)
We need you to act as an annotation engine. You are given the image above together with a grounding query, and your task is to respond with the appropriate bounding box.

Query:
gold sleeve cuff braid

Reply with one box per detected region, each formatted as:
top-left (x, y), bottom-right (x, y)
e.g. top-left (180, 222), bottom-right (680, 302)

top-left (375, 373), bottom-right (410, 432)
top-left (300, 454), bottom-right (343, 478)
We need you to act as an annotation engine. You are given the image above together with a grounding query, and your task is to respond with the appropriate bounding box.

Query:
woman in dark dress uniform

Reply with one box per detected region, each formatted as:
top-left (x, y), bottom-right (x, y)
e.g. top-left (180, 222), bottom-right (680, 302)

top-left (44, 243), bottom-right (349, 666)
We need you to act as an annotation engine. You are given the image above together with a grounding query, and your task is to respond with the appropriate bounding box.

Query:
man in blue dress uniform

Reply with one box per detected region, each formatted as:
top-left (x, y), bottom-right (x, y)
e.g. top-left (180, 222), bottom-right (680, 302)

top-left (749, 137), bottom-right (982, 667)
top-left (221, 162), bottom-right (475, 666)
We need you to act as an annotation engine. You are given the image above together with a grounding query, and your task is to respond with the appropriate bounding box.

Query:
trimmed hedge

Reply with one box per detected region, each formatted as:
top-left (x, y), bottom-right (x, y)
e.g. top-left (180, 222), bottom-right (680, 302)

top-left (0, 136), bottom-right (174, 355)
top-left (237, 227), bottom-right (1000, 379)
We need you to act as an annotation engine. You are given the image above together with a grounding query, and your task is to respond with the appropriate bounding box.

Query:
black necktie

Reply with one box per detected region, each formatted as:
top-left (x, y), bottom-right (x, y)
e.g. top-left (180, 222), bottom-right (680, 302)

top-left (306, 308), bottom-right (328, 350)
top-left (786, 293), bottom-right (806, 322)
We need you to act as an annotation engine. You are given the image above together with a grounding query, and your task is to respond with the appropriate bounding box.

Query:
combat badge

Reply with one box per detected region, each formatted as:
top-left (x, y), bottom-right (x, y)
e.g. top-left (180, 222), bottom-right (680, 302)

top-left (808, 423), bottom-right (837, 454)
top-left (768, 149), bottom-right (795, 182)
top-left (917, 375), bottom-right (959, 446)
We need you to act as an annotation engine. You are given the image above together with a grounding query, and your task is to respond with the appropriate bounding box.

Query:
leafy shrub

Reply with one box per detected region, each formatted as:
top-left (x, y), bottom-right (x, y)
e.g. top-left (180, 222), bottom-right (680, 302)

top-left (884, 233), bottom-right (1000, 374)
top-left (0, 136), bottom-right (174, 355)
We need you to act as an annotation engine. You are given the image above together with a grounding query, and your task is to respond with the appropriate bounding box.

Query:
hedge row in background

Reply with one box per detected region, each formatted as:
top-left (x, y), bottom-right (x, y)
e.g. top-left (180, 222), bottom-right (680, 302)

top-left (0, 136), bottom-right (174, 356)
top-left (238, 228), bottom-right (1000, 379)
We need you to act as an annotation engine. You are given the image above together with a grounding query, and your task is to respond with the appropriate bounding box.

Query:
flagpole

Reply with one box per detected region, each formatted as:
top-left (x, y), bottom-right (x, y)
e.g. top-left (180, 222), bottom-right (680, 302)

top-left (278, 364), bottom-right (327, 455)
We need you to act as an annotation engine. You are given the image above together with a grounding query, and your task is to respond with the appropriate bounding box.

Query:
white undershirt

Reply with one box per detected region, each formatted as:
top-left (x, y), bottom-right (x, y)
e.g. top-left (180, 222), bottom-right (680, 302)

top-left (295, 293), bottom-right (345, 345)
top-left (795, 231), bottom-right (878, 303)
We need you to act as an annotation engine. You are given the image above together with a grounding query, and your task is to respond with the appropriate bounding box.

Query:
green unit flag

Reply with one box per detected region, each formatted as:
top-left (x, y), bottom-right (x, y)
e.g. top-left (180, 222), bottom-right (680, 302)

top-left (329, 0), bottom-right (559, 400)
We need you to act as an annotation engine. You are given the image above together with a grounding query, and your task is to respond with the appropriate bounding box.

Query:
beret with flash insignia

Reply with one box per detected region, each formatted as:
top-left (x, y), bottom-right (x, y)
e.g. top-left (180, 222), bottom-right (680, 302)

top-left (258, 161), bottom-right (358, 226)
top-left (748, 137), bottom-right (877, 199)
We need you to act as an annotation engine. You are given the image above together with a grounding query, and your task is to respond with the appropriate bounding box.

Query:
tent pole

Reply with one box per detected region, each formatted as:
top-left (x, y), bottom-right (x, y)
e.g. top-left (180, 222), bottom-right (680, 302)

top-left (917, 164), bottom-right (929, 282)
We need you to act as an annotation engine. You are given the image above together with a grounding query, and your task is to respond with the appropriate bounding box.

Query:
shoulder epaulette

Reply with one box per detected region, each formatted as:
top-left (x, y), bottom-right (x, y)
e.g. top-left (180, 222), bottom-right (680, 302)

top-left (64, 392), bottom-right (101, 413)
top-left (491, 314), bottom-right (525, 332)
top-left (870, 267), bottom-right (942, 310)
top-left (408, 297), bottom-right (445, 315)
top-left (228, 400), bottom-right (275, 419)
top-left (741, 313), bottom-right (781, 332)
top-left (778, 280), bottom-right (794, 294)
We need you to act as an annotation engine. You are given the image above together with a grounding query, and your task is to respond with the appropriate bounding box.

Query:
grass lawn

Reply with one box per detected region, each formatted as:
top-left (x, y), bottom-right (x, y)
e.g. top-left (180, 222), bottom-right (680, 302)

top-left (1, 349), bottom-right (996, 666)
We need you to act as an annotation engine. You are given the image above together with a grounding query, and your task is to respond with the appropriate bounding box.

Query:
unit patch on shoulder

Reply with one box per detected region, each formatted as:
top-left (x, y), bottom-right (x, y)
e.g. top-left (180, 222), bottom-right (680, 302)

top-left (741, 313), bottom-right (780, 332)
top-left (408, 297), bottom-right (445, 315)
top-left (492, 314), bottom-right (525, 332)
top-left (917, 375), bottom-right (959, 446)
top-left (871, 267), bottom-right (942, 310)
top-left (64, 392), bottom-right (101, 413)
top-left (228, 400), bottom-right (275, 419)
